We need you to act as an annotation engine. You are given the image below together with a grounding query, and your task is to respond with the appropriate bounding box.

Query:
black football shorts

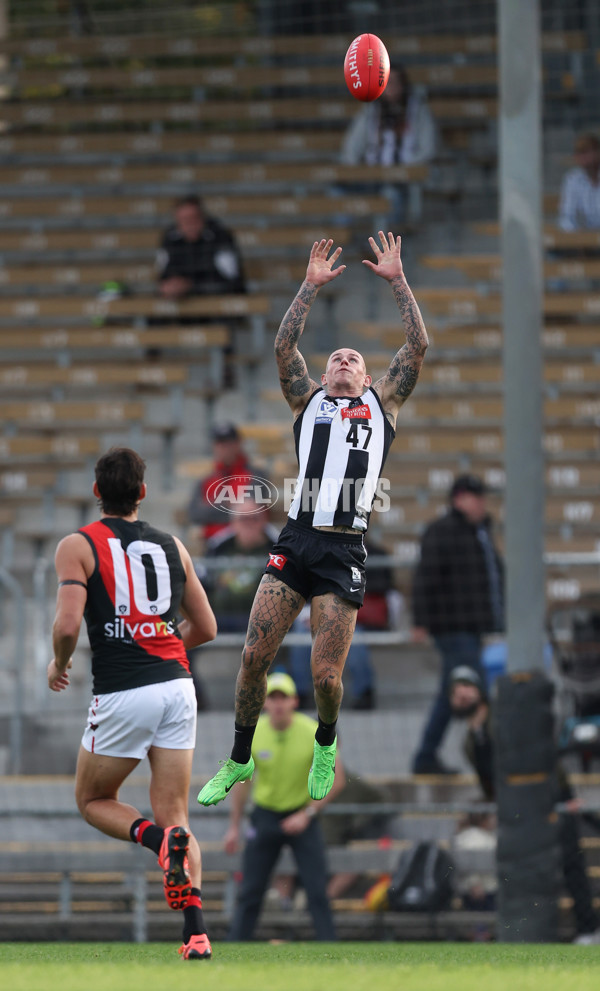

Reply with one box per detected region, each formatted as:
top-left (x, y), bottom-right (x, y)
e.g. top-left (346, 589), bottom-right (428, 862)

top-left (263, 518), bottom-right (367, 606)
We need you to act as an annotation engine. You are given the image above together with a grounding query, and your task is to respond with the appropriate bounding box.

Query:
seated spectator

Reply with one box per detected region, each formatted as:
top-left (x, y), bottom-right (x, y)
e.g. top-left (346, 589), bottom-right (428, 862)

top-left (558, 132), bottom-right (600, 232)
top-left (157, 194), bottom-right (246, 298)
top-left (186, 423), bottom-right (267, 544)
top-left (449, 665), bottom-right (600, 944)
top-left (155, 193), bottom-right (246, 386)
top-left (340, 65), bottom-right (436, 225)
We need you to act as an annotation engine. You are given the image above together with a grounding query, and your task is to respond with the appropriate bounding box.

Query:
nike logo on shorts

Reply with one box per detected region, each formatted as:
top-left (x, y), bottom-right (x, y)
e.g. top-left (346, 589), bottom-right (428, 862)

top-left (349, 587), bottom-right (361, 592)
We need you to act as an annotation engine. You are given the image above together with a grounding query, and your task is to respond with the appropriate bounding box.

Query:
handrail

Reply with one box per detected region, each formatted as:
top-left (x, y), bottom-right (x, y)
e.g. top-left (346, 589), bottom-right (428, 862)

top-left (208, 630), bottom-right (410, 647)
top-left (194, 551), bottom-right (600, 571)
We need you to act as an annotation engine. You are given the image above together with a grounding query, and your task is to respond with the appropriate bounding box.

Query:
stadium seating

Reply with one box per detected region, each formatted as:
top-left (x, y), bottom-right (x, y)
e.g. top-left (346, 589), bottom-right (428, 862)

top-left (1, 769), bottom-right (597, 942)
top-left (0, 28), bottom-right (585, 59)
top-left (0, 192), bottom-right (389, 222)
top-left (422, 254), bottom-right (600, 282)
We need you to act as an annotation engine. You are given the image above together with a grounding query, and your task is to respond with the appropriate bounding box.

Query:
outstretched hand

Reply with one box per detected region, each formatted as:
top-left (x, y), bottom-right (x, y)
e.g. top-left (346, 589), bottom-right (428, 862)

top-left (362, 231), bottom-right (404, 281)
top-left (305, 238), bottom-right (346, 287)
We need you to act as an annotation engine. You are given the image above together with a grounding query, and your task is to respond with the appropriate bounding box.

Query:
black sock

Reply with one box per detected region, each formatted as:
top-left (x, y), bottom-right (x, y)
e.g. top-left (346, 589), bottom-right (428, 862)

top-left (315, 717), bottom-right (337, 747)
top-left (231, 722), bottom-right (256, 764)
top-left (129, 817), bottom-right (164, 855)
top-left (183, 888), bottom-right (207, 942)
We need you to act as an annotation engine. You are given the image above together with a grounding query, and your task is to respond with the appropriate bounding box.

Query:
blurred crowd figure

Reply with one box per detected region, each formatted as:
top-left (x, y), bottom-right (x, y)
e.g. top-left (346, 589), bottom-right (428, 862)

top-left (558, 132), bottom-right (600, 232)
top-left (186, 423), bottom-right (265, 544)
top-left (411, 474), bottom-right (504, 775)
top-left (156, 194), bottom-right (246, 386)
top-left (341, 66), bottom-right (436, 169)
top-left (157, 194), bottom-right (246, 299)
top-left (340, 65), bottom-right (437, 225)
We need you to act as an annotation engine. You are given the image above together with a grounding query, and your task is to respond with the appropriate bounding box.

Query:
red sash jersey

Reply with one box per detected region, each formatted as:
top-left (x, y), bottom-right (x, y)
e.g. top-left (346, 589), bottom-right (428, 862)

top-left (79, 518), bottom-right (191, 694)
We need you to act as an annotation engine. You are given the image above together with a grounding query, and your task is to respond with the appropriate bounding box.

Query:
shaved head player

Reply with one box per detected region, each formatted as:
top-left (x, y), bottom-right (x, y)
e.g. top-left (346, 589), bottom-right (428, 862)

top-left (198, 232), bottom-right (428, 808)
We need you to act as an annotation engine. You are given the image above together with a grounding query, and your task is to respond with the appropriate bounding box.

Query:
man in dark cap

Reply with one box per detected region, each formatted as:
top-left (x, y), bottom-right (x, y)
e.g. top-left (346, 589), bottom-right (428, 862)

top-left (410, 474), bottom-right (504, 774)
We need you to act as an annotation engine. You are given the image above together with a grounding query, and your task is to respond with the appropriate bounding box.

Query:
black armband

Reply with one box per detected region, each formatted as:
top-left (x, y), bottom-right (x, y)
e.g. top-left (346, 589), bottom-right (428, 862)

top-left (58, 579), bottom-right (88, 590)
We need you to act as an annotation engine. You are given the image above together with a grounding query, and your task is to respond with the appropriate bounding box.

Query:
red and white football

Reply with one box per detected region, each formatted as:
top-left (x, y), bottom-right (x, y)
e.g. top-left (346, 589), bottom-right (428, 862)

top-left (343, 33), bottom-right (390, 102)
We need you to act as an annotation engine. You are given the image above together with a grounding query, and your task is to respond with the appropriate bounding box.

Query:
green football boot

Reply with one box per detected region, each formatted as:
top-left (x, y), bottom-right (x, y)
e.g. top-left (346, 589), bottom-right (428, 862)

top-left (308, 737), bottom-right (337, 800)
top-left (197, 756), bottom-right (255, 806)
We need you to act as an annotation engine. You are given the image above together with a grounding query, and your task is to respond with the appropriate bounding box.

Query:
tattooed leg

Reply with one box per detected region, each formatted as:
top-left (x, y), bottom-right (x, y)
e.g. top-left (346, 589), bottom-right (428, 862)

top-left (235, 574), bottom-right (305, 726)
top-left (309, 593), bottom-right (358, 724)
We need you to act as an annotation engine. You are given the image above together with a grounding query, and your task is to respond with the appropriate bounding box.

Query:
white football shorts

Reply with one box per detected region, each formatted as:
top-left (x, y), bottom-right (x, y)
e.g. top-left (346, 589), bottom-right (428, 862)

top-left (81, 678), bottom-right (197, 759)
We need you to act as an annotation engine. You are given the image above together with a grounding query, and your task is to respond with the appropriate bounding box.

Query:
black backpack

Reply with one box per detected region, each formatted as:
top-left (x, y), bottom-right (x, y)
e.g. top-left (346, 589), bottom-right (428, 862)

top-left (387, 841), bottom-right (455, 912)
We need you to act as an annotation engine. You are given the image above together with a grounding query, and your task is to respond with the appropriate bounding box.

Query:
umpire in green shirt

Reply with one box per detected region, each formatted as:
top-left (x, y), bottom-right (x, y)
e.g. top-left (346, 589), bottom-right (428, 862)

top-left (224, 672), bottom-right (345, 940)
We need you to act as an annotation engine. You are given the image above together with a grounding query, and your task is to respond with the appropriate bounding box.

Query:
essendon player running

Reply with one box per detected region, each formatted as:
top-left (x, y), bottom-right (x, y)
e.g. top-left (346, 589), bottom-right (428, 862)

top-left (199, 232), bottom-right (428, 814)
top-left (48, 448), bottom-right (217, 961)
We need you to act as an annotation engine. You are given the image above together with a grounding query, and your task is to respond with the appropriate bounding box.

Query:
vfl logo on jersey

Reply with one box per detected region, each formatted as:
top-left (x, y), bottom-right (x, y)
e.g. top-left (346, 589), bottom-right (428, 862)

top-left (315, 398), bottom-right (339, 424)
top-left (341, 404), bottom-right (371, 420)
top-left (268, 553), bottom-right (287, 571)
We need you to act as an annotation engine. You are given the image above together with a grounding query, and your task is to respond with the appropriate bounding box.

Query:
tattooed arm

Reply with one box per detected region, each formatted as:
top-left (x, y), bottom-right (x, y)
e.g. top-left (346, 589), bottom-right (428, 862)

top-left (365, 231), bottom-right (429, 425)
top-left (274, 238), bottom-right (346, 415)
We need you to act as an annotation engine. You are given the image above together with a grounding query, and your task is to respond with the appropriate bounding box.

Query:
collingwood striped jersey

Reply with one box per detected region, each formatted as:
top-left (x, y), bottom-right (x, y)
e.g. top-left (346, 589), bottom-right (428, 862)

top-left (288, 386), bottom-right (395, 530)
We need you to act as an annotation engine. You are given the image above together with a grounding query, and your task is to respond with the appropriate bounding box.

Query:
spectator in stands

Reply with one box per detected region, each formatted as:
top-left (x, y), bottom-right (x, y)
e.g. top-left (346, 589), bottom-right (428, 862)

top-left (223, 672), bottom-right (343, 941)
top-left (558, 132), bottom-right (600, 232)
top-left (157, 194), bottom-right (246, 298)
top-left (186, 423), bottom-right (265, 544)
top-left (449, 665), bottom-right (600, 944)
top-left (288, 535), bottom-right (397, 710)
top-left (156, 195), bottom-right (246, 387)
top-left (410, 474), bottom-right (504, 775)
top-left (340, 65), bottom-right (437, 224)
top-left (48, 447), bottom-right (217, 960)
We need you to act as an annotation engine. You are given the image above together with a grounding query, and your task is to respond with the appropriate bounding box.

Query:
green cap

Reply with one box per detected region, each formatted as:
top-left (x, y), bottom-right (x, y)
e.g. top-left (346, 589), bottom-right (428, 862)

top-left (266, 672), bottom-right (297, 697)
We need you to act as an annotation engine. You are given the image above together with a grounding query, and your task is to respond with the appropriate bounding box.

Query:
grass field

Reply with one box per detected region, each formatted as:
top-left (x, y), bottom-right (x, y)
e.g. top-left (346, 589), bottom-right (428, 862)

top-left (2, 942), bottom-right (600, 991)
